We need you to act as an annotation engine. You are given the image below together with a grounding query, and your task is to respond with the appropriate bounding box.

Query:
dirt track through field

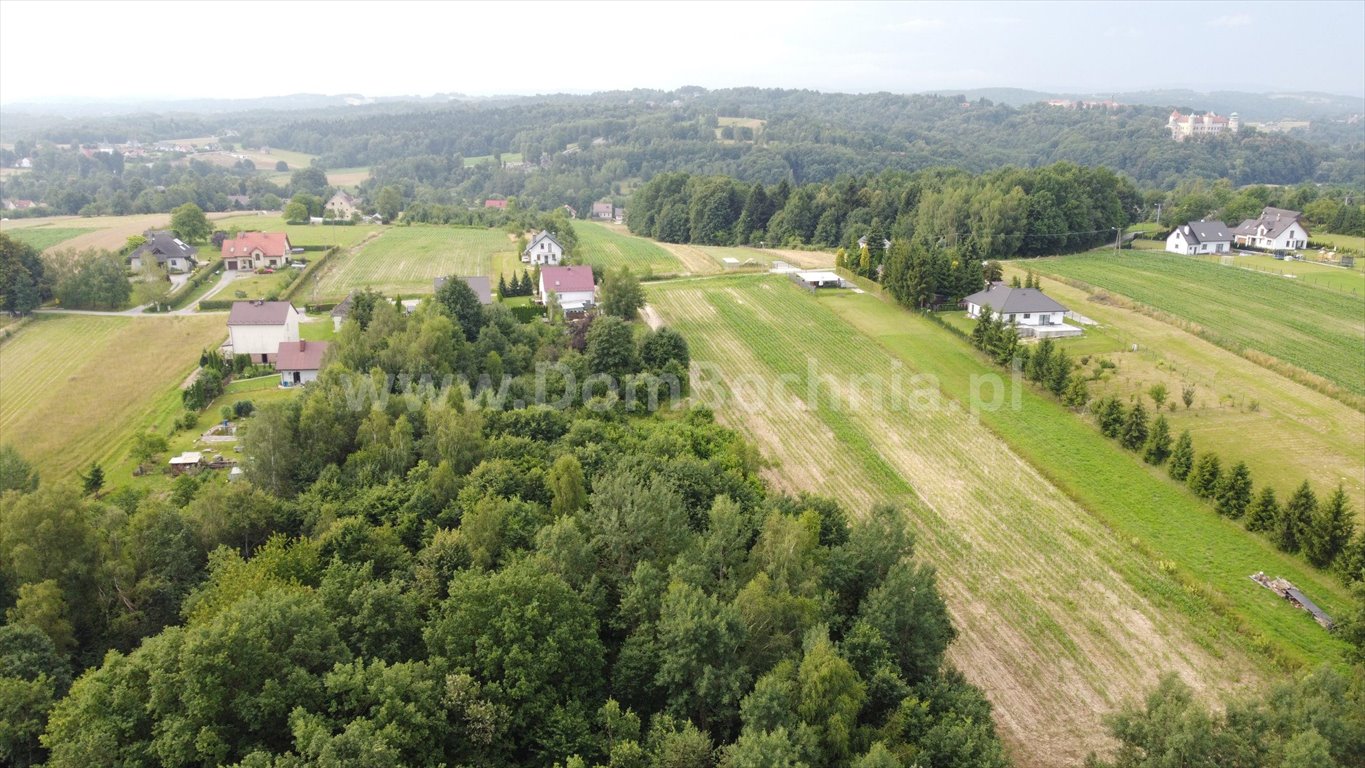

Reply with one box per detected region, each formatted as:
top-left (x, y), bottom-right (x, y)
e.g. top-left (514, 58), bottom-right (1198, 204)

top-left (650, 276), bottom-right (1264, 767)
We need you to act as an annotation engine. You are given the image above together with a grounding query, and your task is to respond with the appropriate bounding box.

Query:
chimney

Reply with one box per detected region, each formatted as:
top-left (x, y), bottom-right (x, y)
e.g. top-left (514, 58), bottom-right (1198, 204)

top-left (299, 340), bottom-right (306, 351)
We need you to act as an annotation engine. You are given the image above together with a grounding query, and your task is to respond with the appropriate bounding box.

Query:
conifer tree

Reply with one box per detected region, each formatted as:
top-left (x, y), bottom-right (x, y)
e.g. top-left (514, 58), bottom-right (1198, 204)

top-left (498, 273), bottom-right (509, 299)
top-left (1096, 396), bottom-right (1125, 439)
top-left (1214, 461), bottom-right (1253, 518)
top-left (1047, 348), bottom-right (1072, 397)
top-left (1187, 453), bottom-right (1221, 499)
top-left (1305, 485), bottom-right (1354, 568)
top-left (1142, 415), bottom-right (1172, 465)
top-left (970, 307), bottom-right (993, 350)
top-left (1276, 481), bottom-right (1317, 554)
top-left (1246, 486), bottom-right (1280, 533)
top-left (1167, 430), bottom-right (1194, 482)
top-left (1063, 377), bottom-right (1090, 410)
top-left (1119, 402), bottom-right (1149, 451)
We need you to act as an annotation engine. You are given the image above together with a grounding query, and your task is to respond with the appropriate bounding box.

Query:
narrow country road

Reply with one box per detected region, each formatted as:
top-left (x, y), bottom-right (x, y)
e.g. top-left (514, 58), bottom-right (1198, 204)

top-left (32, 269), bottom-right (240, 318)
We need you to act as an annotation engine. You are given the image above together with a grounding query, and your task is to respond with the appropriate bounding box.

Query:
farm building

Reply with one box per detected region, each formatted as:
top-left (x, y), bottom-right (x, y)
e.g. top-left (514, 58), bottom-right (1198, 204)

top-left (227, 300), bottom-right (300, 363)
top-left (538, 265), bottom-right (596, 313)
top-left (791, 270), bottom-right (849, 289)
top-left (325, 190), bottom-right (361, 219)
top-left (1233, 207), bottom-right (1310, 251)
top-left (276, 340), bottom-right (329, 386)
top-left (330, 292), bottom-right (355, 331)
top-left (221, 232), bottom-right (292, 271)
top-left (963, 282), bottom-right (1080, 338)
top-left (433, 275), bottom-right (493, 305)
top-left (522, 230), bottom-right (565, 265)
top-left (169, 452), bottom-right (204, 475)
top-left (127, 230), bottom-right (199, 273)
top-left (1166, 220), bottom-right (1232, 255)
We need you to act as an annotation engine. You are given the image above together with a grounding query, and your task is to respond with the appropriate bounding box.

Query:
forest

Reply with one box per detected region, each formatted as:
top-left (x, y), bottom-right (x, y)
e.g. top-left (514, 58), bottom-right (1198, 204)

top-left (3, 87), bottom-right (1361, 220)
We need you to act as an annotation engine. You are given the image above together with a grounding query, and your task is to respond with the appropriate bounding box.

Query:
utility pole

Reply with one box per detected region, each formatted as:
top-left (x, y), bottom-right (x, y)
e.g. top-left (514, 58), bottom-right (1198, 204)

top-left (1154, 203), bottom-right (1162, 225)
top-left (1114, 227), bottom-right (1123, 252)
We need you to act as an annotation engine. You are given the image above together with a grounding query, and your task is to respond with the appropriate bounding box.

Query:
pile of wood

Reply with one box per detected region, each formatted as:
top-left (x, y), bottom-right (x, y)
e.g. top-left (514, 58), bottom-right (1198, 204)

top-left (1250, 572), bottom-right (1335, 630)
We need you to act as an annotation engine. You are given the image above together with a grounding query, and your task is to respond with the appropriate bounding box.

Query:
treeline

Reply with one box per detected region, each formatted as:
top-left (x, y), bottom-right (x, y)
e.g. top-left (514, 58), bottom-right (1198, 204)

top-left (1155, 179), bottom-right (1365, 238)
top-left (0, 285), bottom-right (1010, 767)
top-left (962, 306), bottom-right (1364, 583)
top-left (628, 162), bottom-right (1138, 263)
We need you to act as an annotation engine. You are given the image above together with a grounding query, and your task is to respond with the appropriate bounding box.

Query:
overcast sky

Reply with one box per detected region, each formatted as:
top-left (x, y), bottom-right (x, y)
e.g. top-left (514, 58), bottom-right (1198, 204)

top-left (2, 0), bottom-right (1362, 104)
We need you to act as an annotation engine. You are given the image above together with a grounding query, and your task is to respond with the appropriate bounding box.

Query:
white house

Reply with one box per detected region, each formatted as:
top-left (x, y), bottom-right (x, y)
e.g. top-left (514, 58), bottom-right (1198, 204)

top-left (127, 230), bottom-right (199, 273)
top-left (227, 300), bottom-right (300, 363)
top-left (1232, 207), bottom-right (1310, 251)
top-left (522, 230), bottom-right (565, 265)
top-left (538, 265), bottom-right (596, 312)
top-left (221, 232), bottom-right (293, 271)
top-left (1166, 220), bottom-right (1233, 255)
top-left (963, 282), bottom-right (1079, 337)
top-left (276, 340), bottom-right (329, 386)
top-left (325, 190), bottom-right (360, 219)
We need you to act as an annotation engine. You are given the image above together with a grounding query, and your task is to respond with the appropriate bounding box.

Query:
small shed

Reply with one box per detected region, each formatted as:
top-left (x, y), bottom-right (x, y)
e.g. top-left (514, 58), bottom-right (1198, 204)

top-left (169, 452), bottom-right (204, 475)
top-left (791, 270), bottom-right (848, 290)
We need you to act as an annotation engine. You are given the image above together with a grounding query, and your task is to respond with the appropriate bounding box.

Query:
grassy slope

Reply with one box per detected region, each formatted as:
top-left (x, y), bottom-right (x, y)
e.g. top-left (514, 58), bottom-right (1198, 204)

top-left (1003, 264), bottom-right (1365, 518)
top-left (649, 275), bottom-right (1303, 766)
top-left (575, 221), bottom-right (685, 275)
top-left (1033, 251), bottom-right (1365, 398)
top-left (3, 227), bottom-right (95, 251)
top-left (0, 314), bottom-right (227, 480)
top-left (819, 286), bottom-right (1350, 661)
top-left (313, 226), bottom-right (515, 300)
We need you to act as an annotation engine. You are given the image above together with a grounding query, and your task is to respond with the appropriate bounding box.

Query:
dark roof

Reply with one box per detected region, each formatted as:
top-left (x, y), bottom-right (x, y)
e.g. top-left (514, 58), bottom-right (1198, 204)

top-left (228, 300), bottom-right (296, 325)
top-left (129, 230), bottom-right (197, 264)
top-left (433, 275), bottom-right (493, 305)
top-left (275, 340), bottom-right (329, 371)
top-left (963, 283), bottom-right (1068, 315)
top-left (330, 292), bottom-right (354, 318)
top-left (1232, 218), bottom-right (1259, 236)
top-left (523, 230), bottom-right (564, 255)
top-left (1257, 207), bottom-right (1306, 239)
top-left (1175, 220), bottom-right (1232, 244)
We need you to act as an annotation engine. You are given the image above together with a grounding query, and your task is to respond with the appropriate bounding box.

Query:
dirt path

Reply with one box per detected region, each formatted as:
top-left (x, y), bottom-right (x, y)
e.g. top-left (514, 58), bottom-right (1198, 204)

top-left (653, 241), bottom-right (722, 275)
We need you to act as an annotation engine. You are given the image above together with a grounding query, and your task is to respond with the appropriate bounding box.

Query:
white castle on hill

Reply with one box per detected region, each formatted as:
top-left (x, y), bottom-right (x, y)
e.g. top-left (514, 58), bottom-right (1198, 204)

top-left (1168, 110), bottom-right (1240, 141)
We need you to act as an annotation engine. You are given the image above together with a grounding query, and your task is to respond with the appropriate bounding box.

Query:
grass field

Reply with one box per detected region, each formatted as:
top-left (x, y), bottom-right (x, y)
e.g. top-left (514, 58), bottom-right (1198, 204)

top-left (1310, 232), bottom-right (1365, 253)
top-left (0, 314), bottom-right (227, 480)
top-left (575, 221), bottom-right (686, 275)
top-left (1188, 251), bottom-right (1365, 294)
top-left (649, 274), bottom-right (1348, 766)
top-left (311, 226), bottom-right (515, 301)
top-left (2, 226), bottom-right (95, 251)
top-left (211, 214), bottom-right (382, 250)
top-left (0, 212), bottom-right (241, 253)
top-left (1000, 265), bottom-right (1365, 518)
top-left (463, 152), bottom-right (523, 167)
top-left (1034, 251), bottom-right (1365, 400)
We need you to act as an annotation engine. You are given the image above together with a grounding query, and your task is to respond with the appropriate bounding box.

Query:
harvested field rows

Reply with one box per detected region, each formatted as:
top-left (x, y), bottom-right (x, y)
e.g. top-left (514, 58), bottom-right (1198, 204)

top-left (575, 222), bottom-right (687, 275)
top-left (650, 276), bottom-right (1270, 766)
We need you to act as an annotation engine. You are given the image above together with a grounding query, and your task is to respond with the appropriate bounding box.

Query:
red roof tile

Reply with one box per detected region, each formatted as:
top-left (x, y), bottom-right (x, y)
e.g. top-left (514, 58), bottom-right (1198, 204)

top-left (221, 232), bottom-right (291, 259)
top-left (540, 265), bottom-right (595, 294)
top-left (275, 340), bottom-right (329, 371)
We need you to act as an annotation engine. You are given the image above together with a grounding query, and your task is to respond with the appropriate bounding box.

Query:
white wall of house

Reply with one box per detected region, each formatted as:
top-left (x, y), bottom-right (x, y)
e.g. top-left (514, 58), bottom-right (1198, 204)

top-left (279, 368), bottom-right (320, 386)
top-left (525, 238), bottom-right (564, 265)
top-left (229, 318), bottom-right (300, 362)
top-left (1165, 230), bottom-right (1228, 255)
top-left (1262, 222), bottom-right (1309, 250)
top-left (966, 301), bottom-right (1063, 326)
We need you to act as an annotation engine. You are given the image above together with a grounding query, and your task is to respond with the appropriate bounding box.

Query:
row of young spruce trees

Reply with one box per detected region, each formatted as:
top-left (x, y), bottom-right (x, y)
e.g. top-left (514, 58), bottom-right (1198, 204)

top-left (966, 309), bottom-right (1361, 580)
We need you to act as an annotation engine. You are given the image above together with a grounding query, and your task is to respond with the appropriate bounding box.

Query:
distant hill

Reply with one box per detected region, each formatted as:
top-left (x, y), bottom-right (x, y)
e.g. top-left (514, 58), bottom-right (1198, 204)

top-left (0, 92), bottom-right (477, 118)
top-left (926, 87), bottom-right (1364, 121)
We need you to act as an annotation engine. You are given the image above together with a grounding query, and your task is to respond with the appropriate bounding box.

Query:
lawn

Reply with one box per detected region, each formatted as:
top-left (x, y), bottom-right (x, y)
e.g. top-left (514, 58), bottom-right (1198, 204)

top-left (211, 214), bottom-right (382, 250)
top-left (647, 275), bottom-right (1350, 766)
top-left (1309, 232), bottom-right (1365, 253)
top-left (1188, 250), bottom-right (1365, 294)
top-left (0, 314), bottom-right (227, 481)
top-left (463, 152), bottom-right (523, 167)
top-left (311, 225), bottom-right (516, 301)
top-left (1033, 251), bottom-right (1365, 401)
top-left (224, 269), bottom-right (300, 301)
top-left (574, 221), bottom-right (686, 275)
top-left (2, 226), bottom-right (95, 251)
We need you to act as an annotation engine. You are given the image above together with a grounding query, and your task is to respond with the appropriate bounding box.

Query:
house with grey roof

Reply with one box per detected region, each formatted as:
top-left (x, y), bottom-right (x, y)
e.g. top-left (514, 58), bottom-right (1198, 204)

top-left (1166, 220), bottom-right (1232, 255)
top-left (1232, 207), bottom-right (1310, 252)
top-left (963, 282), bottom-right (1079, 338)
top-left (128, 230), bottom-right (198, 273)
top-left (433, 275), bottom-right (493, 305)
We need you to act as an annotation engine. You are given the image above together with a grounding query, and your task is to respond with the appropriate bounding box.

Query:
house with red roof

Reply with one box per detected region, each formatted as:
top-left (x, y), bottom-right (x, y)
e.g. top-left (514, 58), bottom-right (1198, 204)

top-left (221, 232), bottom-right (292, 271)
top-left (484, 199), bottom-right (509, 210)
top-left (538, 265), bottom-right (596, 313)
top-left (276, 339), bottom-right (329, 386)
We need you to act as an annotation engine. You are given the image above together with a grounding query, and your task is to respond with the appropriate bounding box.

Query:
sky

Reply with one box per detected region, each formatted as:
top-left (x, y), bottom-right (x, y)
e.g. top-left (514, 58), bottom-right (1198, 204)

top-left (2, 0), bottom-right (1363, 105)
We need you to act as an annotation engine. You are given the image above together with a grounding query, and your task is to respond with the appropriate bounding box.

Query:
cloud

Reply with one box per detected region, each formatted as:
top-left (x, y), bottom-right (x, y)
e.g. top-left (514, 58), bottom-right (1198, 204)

top-left (1208, 14), bottom-right (1252, 27)
top-left (891, 17), bottom-right (946, 31)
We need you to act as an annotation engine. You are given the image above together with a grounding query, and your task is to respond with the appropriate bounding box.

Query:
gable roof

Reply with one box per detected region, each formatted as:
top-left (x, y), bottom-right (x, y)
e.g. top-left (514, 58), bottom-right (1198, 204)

top-left (484, 199), bottom-right (508, 209)
top-left (1256, 207), bottom-right (1306, 239)
top-left (276, 340), bottom-right (329, 371)
top-left (228, 300), bottom-right (297, 326)
top-left (331, 292), bottom-right (355, 319)
top-left (1175, 220), bottom-right (1232, 245)
top-left (221, 232), bottom-right (291, 259)
top-left (328, 190), bottom-right (358, 206)
top-left (524, 230), bottom-right (564, 255)
top-left (433, 275), bottom-right (493, 305)
top-left (963, 283), bottom-right (1068, 315)
top-left (130, 230), bottom-right (197, 264)
top-left (540, 265), bottom-right (595, 294)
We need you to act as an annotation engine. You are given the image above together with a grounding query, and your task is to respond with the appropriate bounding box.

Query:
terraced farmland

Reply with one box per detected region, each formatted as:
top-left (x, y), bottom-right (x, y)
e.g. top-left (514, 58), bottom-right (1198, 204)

top-left (1034, 251), bottom-right (1365, 400)
top-left (312, 226), bottom-right (515, 300)
top-left (575, 221), bottom-right (686, 275)
top-left (649, 275), bottom-right (1348, 766)
top-left (0, 314), bottom-right (226, 479)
